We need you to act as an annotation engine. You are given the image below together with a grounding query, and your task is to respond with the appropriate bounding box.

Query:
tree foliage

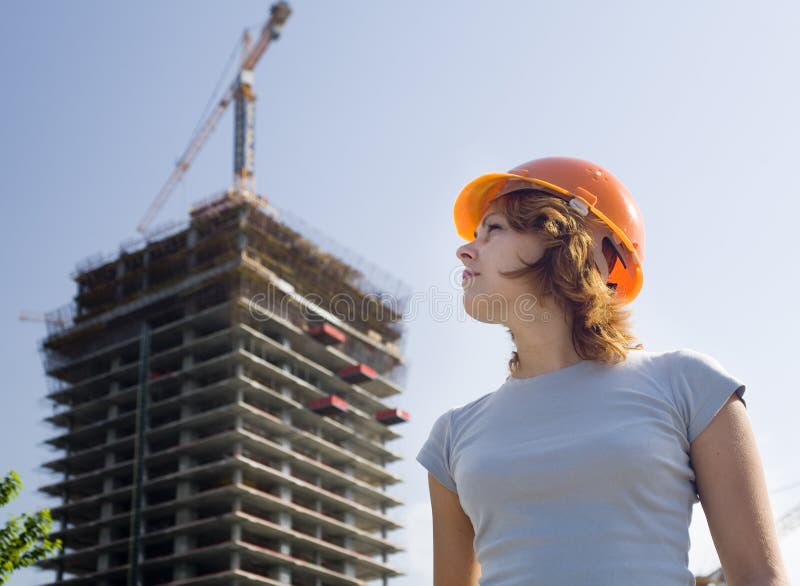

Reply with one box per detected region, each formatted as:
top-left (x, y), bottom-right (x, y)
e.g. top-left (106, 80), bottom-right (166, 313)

top-left (0, 471), bottom-right (61, 585)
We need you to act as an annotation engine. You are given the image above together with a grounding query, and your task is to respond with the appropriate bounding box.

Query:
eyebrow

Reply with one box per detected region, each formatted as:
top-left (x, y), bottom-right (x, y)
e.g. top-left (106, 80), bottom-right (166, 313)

top-left (473, 213), bottom-right (502, 239)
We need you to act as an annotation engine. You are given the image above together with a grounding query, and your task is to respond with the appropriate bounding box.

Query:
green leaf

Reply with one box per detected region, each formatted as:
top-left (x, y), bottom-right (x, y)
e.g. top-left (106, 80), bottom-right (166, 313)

top-left (0, 472), bottom-right (62, 585)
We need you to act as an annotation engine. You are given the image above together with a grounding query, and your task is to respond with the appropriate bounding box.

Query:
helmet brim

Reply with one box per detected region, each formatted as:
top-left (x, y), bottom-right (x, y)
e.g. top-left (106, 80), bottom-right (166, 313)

top-left (453, 173), bottom-right (570, 241)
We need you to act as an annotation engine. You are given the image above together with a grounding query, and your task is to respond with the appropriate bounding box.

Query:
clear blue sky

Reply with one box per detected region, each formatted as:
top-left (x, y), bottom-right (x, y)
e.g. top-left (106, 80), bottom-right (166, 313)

top-left (2, 1), bottom-right (799, 583)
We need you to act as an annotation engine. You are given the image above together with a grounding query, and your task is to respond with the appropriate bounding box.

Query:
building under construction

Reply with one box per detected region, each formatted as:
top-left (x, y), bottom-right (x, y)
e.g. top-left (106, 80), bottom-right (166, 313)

top-left (36, 191), bottom-right (409, 585)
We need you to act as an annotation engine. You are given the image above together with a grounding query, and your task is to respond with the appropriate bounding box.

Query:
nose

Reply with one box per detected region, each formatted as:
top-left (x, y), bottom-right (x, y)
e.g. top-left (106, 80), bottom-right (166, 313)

top-left (456, 241), bottom-right (476, 263)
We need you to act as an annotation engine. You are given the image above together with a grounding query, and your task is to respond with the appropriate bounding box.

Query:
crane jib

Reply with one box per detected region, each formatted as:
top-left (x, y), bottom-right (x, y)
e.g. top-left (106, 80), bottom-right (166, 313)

top-left (136, 1), bottom-right (292, 235)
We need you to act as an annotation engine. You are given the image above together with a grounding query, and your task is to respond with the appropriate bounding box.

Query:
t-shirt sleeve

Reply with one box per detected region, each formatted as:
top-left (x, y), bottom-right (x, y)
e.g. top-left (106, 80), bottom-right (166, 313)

top-left (669, 349), bottom-right (746, 444)
top-left (416, 408), bottom-right (458, 493)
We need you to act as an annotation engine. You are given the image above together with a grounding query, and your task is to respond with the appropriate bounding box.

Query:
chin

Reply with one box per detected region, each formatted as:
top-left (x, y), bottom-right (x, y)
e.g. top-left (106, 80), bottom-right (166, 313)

top-left (462, 292), bottom-right (509, 324)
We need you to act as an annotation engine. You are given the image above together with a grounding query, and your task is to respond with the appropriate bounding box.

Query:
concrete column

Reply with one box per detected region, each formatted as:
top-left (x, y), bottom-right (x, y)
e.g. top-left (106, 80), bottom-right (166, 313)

top-left (277, 360), bottom-right (294, 568)
top-left (141, 249), bottom-right (150, 290)
top-left (178, 357), bottom-right (196, 531)
top-left (176, 432), bottom-right (196, 521)
top-left (97, 485), bottom-right (113, 571)
top-left (314, 472), bottom-right (324, 564)
top-left (173, 487), bottom-right (197, 580)
top-left (342, 456), bottom-right (359, 576)
top-left (100, 416), bottom-right (116, 572)
top-left (181, 325), bottom-right (195, 411)
top-left (96, 552), bottom-right (110, 572)
top-left (274, 461), bottom-right (293, 583)
top-left (105, 403), bottom-right (118, 465)
top-left (177, 416), bottom-right (195, 475)
top-left (277, 333), bottom-right (291, 350)
top-left (97, 468), bottom-right (114, 572)
top-left (314, 484), bottom-right (323, 584)
top-left (174, 383), bottom-right (196, 575)
top-left (115, 260), bottom-right (124, 301)
top-left (343, 487), bottom-right (356, 577)
top-left (280, 358), bottom-right (294, 437)
top-left (270, 565), bottom-right (291, 583)
top-left (173, 564), bottom-right (195, 581)
top-left (186, 227), bottom-right (198, 272)
top-left (277, 473), bottom-right (292, 529)
top-left (174, 532), bottom-right (194, 553)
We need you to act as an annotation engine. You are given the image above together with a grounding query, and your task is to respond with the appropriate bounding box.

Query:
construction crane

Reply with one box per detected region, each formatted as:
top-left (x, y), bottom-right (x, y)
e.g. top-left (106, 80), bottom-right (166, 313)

top-left (136, 1), bottom-right (291, 235)
top-left (696, 493), bottom-right (800, 584)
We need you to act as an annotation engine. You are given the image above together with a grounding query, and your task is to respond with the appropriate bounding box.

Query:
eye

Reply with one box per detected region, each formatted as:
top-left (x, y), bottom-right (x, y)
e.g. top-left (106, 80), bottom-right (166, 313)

top-left (487, 223), bottom-right (502, 234)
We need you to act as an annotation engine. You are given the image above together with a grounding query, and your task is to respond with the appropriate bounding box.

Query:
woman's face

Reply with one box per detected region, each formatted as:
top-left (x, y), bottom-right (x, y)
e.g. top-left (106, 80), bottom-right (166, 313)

top-left (455, 202), bottom-right (547, 324)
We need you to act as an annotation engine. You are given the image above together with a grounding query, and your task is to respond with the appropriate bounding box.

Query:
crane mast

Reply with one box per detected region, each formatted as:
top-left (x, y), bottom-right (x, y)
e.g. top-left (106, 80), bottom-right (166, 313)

top-left (137, 1), bottom-right (291, 234)
top-left (233, 48), bottom-right (257, 194)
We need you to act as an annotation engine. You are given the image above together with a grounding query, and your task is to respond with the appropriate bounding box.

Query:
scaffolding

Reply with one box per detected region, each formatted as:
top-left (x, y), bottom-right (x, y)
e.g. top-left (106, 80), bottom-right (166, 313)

top-left (38, 192), bottom-right (409, 586)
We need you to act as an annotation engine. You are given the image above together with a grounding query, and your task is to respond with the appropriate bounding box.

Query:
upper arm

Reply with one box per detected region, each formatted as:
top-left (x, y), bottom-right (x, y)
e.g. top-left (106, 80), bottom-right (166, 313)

top-left (690, 393), bottom-right (789, 585)
top-left (428, 472), bottom-right (481, 586)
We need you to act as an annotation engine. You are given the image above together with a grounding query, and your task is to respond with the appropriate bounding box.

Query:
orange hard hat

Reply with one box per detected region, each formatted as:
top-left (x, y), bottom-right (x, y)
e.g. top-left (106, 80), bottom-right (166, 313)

top-left (453, 156), bottom-right (645, 304)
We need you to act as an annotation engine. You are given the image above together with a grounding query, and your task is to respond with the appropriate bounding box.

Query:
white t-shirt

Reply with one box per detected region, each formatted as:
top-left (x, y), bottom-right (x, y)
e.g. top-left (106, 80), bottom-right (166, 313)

top-left (416, 348), bottom-right (746, 586)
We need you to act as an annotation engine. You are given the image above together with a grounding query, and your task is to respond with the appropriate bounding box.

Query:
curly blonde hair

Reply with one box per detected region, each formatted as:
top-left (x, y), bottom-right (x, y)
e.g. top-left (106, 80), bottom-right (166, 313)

top-left (488, 189), bottom-right (643, 370)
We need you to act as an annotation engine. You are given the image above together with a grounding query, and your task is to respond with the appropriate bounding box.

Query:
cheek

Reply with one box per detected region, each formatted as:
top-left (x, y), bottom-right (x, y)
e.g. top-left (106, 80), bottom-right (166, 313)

top-left (518, 239), bottom-right (546, 266)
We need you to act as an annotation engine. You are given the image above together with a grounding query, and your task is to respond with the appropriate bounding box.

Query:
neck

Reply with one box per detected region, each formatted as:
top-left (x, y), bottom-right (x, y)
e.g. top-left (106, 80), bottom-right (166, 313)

top-left (507, 301), bottom-right (582, 379)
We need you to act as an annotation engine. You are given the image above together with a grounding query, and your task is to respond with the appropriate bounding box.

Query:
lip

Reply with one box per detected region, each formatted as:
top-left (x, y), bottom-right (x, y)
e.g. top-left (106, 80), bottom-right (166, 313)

top-left (462, 269), bottom-right (479, 280)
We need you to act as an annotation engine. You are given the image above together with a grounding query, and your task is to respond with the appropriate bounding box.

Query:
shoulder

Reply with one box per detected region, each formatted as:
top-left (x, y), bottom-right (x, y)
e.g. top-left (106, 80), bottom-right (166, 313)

top-left (425, 387), bottom-right (500, 445)
top-left (600, 348), bottom-right (725, 403)
top-left (618, 346), bottom-right (739, 387)
top-left (606, 347), bottom-right (675, 378)
top-left (662, 347), bottom-right (739, 385)
top-left (666, 347), bottom-right (727, 367)
top-left (617, 346), bottom-right (723, 375)
top-left (449, 390), bottom-right (497, 428)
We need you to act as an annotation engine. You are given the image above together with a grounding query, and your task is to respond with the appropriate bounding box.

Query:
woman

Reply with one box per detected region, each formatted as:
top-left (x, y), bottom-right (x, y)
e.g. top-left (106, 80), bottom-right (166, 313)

top-left (416, 157), bottom-right (789, 585)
